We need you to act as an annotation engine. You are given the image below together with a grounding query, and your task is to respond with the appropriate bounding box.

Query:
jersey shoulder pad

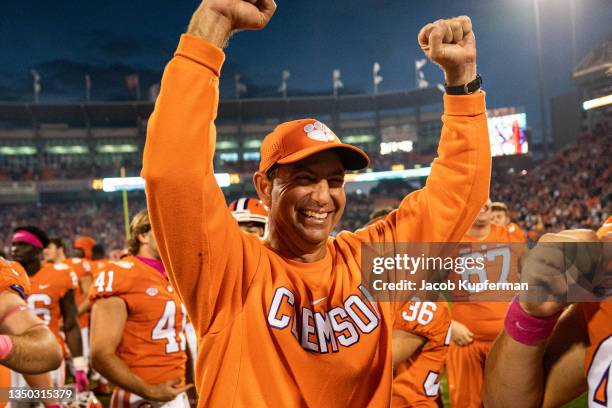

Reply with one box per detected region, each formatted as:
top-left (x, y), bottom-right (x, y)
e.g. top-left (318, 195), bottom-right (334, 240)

top-left (88, 259), bottom-right (135, 301)
top-left (394, 301), bottom-right (451, 342)
top-left (52, 262), bottom-right (70, 271)
top-left (0, 258), bottom-right (31, 299)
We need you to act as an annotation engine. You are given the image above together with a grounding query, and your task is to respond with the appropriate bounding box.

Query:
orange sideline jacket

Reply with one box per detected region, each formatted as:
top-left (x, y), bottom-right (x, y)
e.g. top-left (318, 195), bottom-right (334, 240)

top-left (142, 34), bottom-right (491, 407)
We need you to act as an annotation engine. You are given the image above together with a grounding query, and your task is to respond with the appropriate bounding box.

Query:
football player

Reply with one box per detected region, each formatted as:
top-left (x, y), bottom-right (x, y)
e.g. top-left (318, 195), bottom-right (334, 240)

top-left (229, 197), bottom-right (268, 237)
top-left (484, 217), bottom-right (611, 408)
top-left (73, 236), bottom-right (96, 261)
top-left (10, 226), bottom-right (87, 391)
top-left (445, 199), bottom-right (526, 408)
top-left (0, 257), bottom-right (63, 408)
top-left (393, 301), bottom-right (451, 407)
top-left (71, 237), bottom-right (95, 351)
top-left (490, 201), bottom-right (526, 242)
top-left (368, 209), bottom-right (452, 407)
top-left (44, 237), bottom-right (94, 369)
top-left (0, 257), bottom-right (62, 374)
top-left (142, 0), bottom-right (491, 404)
top-left (89, 210), bottom-right (191, 407)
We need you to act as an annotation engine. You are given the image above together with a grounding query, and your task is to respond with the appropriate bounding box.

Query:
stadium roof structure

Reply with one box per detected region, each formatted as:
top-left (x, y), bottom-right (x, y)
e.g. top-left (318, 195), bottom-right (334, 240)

top-left (572, 34), bottom-right (612, 86)
top-left (0, 87), bottom-right (443, 128)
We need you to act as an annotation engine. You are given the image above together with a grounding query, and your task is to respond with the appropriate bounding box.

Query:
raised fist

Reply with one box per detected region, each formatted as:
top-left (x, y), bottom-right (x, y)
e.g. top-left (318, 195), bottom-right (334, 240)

top-left (519, 229), bottom-right (610, 317)
top-left (417, 16), bottom-right (476, 86)
top-left (188, 0), bottom-right (277, 47)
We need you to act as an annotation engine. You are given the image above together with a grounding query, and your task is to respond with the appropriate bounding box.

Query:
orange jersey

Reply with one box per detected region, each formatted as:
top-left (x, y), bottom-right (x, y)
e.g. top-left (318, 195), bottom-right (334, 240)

top-left (142, 34), bottom-right (490, 406)
top-left (63, 257), bottom-right (92, 328)
top-left (0, 259), bottom-right (32, 407)
top-left (507, 222), bottom-right (526, 242)
top-left (64, 257), bottom-right (91, 280)
top-left (91, 259), bottom-right (108, 274)
top-left (583, 220), bottom-right (612, 407)
top-left (88, 256), bottom-right (187, 385)
top-left (0, 258), bottom-right (31, 299)
top-left (90, 258), bottom-right (110, 281)
top-left (392, 301), bottom-right (451, 407)
top-left (581, 302), bottom-right (612, 408)
top-left (27, 262), bottom-right (79, 347)
top-left (449, 223), bottom-right (526, 341)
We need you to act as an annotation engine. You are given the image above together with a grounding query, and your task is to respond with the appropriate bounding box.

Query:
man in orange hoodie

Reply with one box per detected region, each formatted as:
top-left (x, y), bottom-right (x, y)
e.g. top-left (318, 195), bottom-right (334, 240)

top-left (143, 1), bottom-right (491, 405)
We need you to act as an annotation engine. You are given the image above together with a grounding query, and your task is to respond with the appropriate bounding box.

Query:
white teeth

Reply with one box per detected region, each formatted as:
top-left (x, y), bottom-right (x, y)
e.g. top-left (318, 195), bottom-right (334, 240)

top-left (304, 210), bottom-right (328, 219)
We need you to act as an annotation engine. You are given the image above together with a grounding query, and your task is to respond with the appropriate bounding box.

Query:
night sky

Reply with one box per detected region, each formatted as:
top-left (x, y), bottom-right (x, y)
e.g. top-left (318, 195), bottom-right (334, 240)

top-left (1, 0), bottom-right (611, 142)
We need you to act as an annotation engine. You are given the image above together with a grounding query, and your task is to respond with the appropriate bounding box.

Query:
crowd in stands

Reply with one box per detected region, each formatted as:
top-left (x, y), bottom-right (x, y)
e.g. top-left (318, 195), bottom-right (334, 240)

top-left (0, 161), bottom-right (142, 182)
top-left (0, 149), bottom-right (436, 182)
top-left (1, 122), bottom-right (609, 254)
top-left (0, 199), bottom-right (145, 257)
top-left (493, 122), bottom-right (611, 240)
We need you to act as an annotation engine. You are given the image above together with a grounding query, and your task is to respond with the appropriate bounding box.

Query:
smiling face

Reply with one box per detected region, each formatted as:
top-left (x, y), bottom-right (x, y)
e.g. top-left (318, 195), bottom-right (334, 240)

top-left (262, 150), bottom-right (346, 250)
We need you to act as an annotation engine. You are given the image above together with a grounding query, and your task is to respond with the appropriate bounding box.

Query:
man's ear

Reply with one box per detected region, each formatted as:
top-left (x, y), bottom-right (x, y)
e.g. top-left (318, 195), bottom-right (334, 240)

top-left (253, 171), bottom-right (273, 208)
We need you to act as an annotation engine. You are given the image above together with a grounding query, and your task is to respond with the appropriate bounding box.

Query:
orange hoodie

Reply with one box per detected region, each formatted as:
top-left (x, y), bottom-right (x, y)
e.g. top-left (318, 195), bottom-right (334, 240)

top-left (143, 34), bottom-right (490, 407)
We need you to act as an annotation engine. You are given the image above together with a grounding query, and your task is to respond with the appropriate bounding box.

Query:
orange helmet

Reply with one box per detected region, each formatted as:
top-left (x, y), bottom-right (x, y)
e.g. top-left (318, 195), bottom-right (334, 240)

top-left (229, 197), bottom-right (268, 225)
top-left (74, 236), bottom-right (96, 259)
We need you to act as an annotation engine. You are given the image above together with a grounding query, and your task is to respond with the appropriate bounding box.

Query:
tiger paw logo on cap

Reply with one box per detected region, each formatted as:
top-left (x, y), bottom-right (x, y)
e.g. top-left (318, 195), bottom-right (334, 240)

top-left (304, 121), bottom-right (338, 142)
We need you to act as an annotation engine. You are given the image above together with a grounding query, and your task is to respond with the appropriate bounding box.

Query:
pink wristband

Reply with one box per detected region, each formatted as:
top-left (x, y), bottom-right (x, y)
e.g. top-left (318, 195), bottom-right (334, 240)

top-left (504, 297), bottom-right (562, 346)
top-left (0, 335), bottom-right (13, 359)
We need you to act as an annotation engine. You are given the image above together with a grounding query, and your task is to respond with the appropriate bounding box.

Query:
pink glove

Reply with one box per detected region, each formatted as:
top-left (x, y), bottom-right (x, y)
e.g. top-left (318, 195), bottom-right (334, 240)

top-left (73, 357), bottom-right (89, 392)
top-left (75, 370), bottom-right (89, 392)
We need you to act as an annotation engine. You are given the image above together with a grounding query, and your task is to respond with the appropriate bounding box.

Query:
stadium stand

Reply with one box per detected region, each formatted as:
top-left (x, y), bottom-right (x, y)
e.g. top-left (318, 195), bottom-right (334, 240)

top-left (1, 119), bottom-right (609, 255)
top-left (0, 35), bottom-right (610, 259)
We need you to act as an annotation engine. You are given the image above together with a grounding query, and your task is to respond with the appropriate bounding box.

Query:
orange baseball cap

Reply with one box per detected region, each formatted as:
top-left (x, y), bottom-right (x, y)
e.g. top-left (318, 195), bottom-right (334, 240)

top-left (258, 119), bottom-right (370, 173)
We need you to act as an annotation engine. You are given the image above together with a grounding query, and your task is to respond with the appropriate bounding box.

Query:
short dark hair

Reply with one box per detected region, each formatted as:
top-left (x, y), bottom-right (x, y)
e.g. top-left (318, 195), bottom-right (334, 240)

top-left (13, 225), bottom-right (50, 248)
top-left (266, 164), bottom-right (279, 180)
top-left (48, 236), bottom-right (65, 250)
top-left (92, 244), bottom-right (106, 260)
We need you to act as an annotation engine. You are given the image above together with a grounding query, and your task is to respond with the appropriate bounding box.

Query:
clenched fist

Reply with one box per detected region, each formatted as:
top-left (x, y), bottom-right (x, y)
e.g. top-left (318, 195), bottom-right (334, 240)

top-left (188, 0), bottom-right (277, 48)
top-left (418, 16), bottom-right (476, 86)
top-left (519, 229), bottom-right (610, 317)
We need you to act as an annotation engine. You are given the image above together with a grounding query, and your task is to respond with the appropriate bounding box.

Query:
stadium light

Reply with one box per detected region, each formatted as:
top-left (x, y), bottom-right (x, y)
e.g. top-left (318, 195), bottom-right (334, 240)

top-left (344, 167), bottom-right (431, 183)
top-left (97, 144), bottom-right (138, 154)
top-left (583, 94), bottom-right (612, 111)
top-left (0, 146), bottom-right (37, 155)
top-left (98, 173), bottom-right (235, 192)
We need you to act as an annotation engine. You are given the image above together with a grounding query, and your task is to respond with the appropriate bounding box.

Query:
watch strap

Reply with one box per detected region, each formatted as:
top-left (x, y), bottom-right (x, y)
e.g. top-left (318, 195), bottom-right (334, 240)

top-left (445, 74), bottom-right (482, 95)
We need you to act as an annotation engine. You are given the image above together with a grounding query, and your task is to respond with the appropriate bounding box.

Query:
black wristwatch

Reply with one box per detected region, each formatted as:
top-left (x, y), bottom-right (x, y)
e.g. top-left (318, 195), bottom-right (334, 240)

top-left (445, 74), bottom-right (483, 95)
